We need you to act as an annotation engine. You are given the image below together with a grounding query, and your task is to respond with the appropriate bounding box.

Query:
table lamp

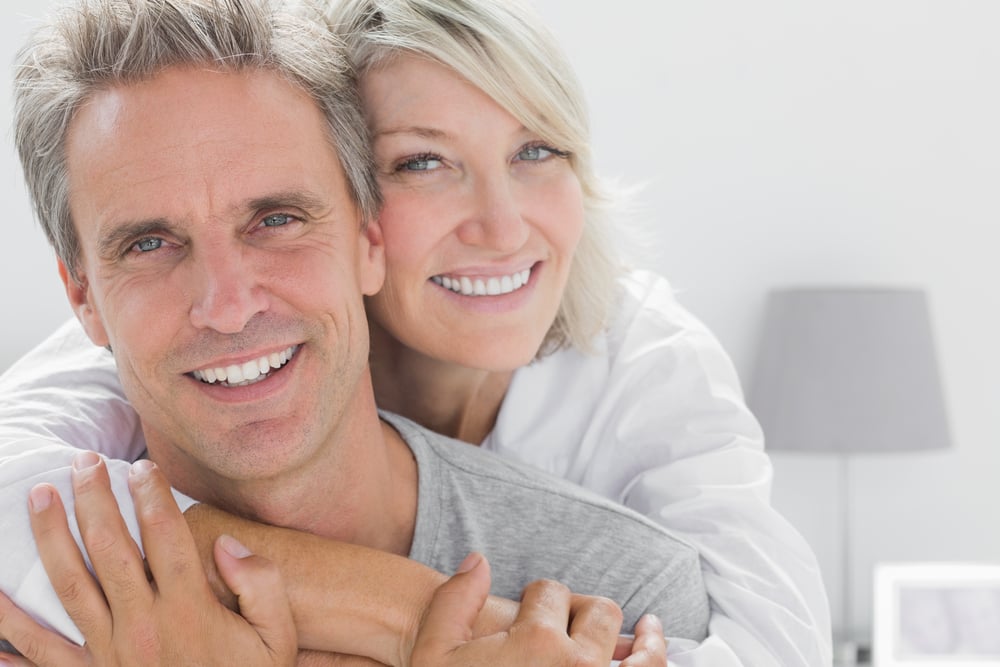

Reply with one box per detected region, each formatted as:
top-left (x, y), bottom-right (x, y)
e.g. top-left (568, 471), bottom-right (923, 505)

top-left (748, 287), bottom-right (951, 663)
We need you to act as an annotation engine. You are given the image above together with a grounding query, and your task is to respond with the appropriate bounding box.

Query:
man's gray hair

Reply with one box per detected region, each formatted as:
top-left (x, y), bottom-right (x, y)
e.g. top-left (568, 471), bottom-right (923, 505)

top-left (14, 0), bottom-right (381, 281)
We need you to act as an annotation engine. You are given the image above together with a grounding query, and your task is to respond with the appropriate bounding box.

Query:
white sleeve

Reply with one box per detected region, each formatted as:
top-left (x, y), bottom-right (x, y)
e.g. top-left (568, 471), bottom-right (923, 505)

top-left (490, 271), bottom-right (831, 666)
top-left (0, 318), bottom-right (197, 644)
top-left (602, 274), bottom-right (832, 666)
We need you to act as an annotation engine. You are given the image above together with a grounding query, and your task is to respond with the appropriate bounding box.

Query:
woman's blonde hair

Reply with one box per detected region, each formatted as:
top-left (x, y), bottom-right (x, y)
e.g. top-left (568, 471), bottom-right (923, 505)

top-left (326, 0), bottom-right (626, 355)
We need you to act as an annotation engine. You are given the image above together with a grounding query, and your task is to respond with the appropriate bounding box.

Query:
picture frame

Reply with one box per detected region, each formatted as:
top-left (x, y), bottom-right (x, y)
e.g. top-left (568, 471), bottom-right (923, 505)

top-left (873, 562), bottom-right (1000, 667)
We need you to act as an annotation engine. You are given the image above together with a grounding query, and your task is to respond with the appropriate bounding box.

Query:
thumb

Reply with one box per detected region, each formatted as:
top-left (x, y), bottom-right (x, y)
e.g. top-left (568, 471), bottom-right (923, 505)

top-left (213, 534), bottom-right (297, 661)
top-left (413, 552), bottom-right (492, 656)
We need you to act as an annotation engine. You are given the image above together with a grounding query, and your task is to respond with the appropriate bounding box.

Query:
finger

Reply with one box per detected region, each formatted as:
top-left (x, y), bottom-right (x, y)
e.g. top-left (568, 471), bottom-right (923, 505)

top-left (0, 653), bottom-right (38, 667)
top-left (295, 651), bottom-right (385, 666)
top-left (613, 634), bottom-right (635, 662)
top-left (70, 452), bottom-right (152, 616)
top-left (214, 535), bottom-right (297, 662)
top-left (515, 578), bottom-right (573, 630)
top-left (27, 483), bottom-right (112, 642)
top-left (566, 593), bottom-right (622, 665)
top-left (619, 614), bottom-right (667, 667)
top-left (0, 591), bottom-right (90, 667)
top-left (128, 460), bottom-right (213, 600)
top-left (411, 553), bottom-right (492, 659)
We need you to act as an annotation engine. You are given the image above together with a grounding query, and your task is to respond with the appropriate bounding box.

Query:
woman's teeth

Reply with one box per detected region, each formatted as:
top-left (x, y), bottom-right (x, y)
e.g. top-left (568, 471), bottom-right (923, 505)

top-left (431, 268), bottom-right (531, 296)
top-left (192, 345), bottom-right (298, 387)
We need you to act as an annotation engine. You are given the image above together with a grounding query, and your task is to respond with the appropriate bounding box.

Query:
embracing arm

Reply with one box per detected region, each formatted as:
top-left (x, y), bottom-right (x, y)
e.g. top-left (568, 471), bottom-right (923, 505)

top-left (183, 504), bottom-right (519, 664)
top-left (0, 320), bottom-right (516, 665)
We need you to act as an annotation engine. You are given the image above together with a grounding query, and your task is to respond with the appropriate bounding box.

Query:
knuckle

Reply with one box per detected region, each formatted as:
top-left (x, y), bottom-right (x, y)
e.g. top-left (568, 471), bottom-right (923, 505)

top-left (525, 578), bottom-right (571, 603)
top-left (593, 596), bottom-right (624, 623)
top-left (52, 576), bottom-right (87, 608)
top-left (81, 523), bottom-right (121, 560)
top-left (8, 629), bottom-right (46, 664)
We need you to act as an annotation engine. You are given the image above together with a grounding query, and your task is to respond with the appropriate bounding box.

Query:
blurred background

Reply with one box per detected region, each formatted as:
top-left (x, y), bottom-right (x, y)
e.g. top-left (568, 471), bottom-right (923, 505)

top-left (2, 0), bottom-right (998, 652)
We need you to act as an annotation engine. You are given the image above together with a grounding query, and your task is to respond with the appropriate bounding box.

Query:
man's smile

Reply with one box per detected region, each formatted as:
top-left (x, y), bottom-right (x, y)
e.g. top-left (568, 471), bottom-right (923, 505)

top-left (190, 344), bottom-right (299, 387)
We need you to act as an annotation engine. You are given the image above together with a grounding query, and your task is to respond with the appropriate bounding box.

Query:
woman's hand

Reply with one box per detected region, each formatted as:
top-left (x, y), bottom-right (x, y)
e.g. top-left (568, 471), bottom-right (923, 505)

top-left (410, 552), bottom-right (625, 666)
top-left (617, 614), bottom-right (669, 666)
top-left (0, 452), bottom-right (297, 667)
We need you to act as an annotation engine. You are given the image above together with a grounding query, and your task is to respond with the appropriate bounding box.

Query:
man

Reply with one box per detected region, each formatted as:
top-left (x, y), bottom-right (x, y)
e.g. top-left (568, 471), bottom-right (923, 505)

top-left (0, 0), bottom-right (708, 663)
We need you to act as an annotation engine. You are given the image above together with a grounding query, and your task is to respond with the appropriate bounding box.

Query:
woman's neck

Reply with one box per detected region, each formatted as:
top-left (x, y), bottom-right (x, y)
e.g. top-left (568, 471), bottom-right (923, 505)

top-left (369, 322), bottom-right (514, 445)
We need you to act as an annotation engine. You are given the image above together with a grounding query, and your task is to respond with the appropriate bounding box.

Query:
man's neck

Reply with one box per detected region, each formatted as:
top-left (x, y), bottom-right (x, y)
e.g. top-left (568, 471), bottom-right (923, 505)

top-left (146, 379), bottom-right (418, 556)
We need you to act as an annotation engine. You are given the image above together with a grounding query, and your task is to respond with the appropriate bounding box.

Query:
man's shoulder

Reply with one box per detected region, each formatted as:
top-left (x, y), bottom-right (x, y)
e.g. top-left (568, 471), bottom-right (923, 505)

top-left (383, 410), bottom-right (708, 639)
top-left (384, 410), bottom-right (690, 547)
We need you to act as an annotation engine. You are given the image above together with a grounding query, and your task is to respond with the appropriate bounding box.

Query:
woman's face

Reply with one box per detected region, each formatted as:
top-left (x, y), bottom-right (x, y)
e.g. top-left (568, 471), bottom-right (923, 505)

top-left (361, 55), bottom-right (585, 371)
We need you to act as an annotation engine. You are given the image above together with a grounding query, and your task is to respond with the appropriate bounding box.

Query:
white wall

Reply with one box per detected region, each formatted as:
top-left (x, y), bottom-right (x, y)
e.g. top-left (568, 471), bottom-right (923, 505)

top-left (529, 0), bottom-right (1000, 643)
top-left (1, 3), bottom-right (73, 372)
top-left (2, 0), bottom-right (998, 645)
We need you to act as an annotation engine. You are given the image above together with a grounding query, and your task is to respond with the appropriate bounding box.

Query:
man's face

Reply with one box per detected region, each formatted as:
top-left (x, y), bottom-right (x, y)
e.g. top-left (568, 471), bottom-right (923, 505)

top-left (62, 66), bottom-right (384, 491)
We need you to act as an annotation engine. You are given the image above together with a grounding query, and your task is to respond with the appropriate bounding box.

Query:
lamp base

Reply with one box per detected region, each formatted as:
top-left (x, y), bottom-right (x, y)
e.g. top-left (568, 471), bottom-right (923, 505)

top-left (834, 639), bottom-right (872, 666)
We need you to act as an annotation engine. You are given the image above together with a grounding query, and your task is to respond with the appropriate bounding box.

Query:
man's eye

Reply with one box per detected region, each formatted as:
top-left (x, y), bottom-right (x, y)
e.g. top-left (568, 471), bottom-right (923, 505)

top-left (262, 214), bottom-right (293, 227)
top-left (133, 237), bottom-right (163, 253)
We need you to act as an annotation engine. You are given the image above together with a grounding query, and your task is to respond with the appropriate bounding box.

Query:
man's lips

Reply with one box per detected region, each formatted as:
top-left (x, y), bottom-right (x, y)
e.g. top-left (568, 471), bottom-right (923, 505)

top-left (189, 345), bottom-right (299, 387)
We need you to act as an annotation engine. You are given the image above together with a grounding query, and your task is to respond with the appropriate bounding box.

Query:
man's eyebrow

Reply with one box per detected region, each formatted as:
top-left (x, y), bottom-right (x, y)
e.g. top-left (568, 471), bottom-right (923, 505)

top-left (97, 219), bottom-right (171, 259)
top-left (244, 191), bottom-right (328, 214)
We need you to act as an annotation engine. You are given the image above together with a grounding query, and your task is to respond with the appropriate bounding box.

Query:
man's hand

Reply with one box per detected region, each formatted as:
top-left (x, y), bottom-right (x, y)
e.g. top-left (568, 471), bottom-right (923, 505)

top-left (410, 552), bottom-right (626, 666)
top-left (0, 451), bottom-right (296, 667)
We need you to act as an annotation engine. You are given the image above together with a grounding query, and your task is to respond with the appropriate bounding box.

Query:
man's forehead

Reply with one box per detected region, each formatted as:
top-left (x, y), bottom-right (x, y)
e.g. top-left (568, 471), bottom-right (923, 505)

top-left (65, 66), bottom-right (352, 237)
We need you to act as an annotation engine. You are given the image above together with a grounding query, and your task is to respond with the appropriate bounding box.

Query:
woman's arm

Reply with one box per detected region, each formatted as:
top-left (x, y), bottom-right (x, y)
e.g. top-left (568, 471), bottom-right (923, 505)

top-left (605, 273), bottom-right (833, 666)
top-left (492, 270), bottom-right (832, 666)
top-left (0, 319), bottom-right (517, 665)
top-left (184, 503), bottom-right (518, 665)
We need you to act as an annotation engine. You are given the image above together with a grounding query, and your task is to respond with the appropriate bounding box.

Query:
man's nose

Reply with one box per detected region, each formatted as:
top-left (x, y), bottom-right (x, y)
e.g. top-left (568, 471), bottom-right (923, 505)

top-left (188, 250), bottom-right (268, 334)
top-left (455, 176), bottom-right (530, 253)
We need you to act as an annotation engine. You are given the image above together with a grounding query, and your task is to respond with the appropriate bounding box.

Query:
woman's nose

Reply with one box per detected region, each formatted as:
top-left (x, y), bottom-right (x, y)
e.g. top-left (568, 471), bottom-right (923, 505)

top-left (455, 177), bottom-right (530, 253)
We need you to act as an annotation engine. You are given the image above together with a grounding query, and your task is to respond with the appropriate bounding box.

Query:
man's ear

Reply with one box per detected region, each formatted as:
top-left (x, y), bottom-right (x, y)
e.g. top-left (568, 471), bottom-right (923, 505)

top-left (58, 258), bottom-right (110, 348)
top-left (359, 217), bottom-right (386, 297)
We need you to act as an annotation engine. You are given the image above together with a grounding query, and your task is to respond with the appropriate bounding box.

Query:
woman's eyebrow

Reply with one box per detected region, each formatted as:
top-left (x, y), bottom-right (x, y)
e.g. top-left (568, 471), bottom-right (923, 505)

top-left (373, 125), bottom-right (450, 140)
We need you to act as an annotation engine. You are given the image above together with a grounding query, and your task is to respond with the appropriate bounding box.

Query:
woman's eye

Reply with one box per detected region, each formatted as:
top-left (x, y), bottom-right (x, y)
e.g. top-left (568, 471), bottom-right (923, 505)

top-left (261, 213), bottom-right (294, 228)
top-left (517, 145), bottom-right (552, 162)
top-left (398, 155), bottom-right (443, 172)
top-left (516, 144), bottom-right (569, 163)
top-left (132, 237), bottom-right (163, 253)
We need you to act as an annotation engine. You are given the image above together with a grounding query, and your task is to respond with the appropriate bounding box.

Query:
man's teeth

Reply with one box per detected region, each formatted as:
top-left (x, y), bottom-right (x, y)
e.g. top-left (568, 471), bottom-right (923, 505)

top-left (192, 345), bottom-right (298, 387)
top-left (431, 269), bottom-right (531, 296)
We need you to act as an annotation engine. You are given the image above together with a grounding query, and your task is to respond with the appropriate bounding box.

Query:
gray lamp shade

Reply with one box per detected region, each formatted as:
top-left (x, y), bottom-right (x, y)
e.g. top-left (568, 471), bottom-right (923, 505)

top-left (748, 288), bottom-right (950, 454)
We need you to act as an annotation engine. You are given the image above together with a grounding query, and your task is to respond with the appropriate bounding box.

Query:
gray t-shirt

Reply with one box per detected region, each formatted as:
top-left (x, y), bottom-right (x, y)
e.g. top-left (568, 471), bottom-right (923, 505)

top-left (386, 412), bottom-right (710, 640)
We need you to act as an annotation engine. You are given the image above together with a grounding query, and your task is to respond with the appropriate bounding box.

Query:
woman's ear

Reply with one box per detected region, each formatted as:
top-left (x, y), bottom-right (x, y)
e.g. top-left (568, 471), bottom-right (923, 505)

top-left (58, 258), bottom-right (110, 348)
top-left (359, 217), bottom-right (386, 297)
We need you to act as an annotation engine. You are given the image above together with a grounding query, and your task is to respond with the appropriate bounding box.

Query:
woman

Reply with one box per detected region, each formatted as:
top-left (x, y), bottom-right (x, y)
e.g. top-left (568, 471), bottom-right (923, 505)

top-left (0, 0), bottom-right (830, 664)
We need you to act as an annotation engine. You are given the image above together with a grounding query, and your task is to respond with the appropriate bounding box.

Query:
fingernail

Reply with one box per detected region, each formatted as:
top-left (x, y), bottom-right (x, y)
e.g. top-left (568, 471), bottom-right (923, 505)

top-left (29, 484), bottom-right (53, 513)
top-left (130, 459), bottom-right (156, 476)
top-left (456, 552), bottom-right (481, 573)
top-left (219, 534), bottom-right (253, 559)
top-left (643, 613), bottom-right (663, 630)
top-left (72, 451), bottom-right (101, 471)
